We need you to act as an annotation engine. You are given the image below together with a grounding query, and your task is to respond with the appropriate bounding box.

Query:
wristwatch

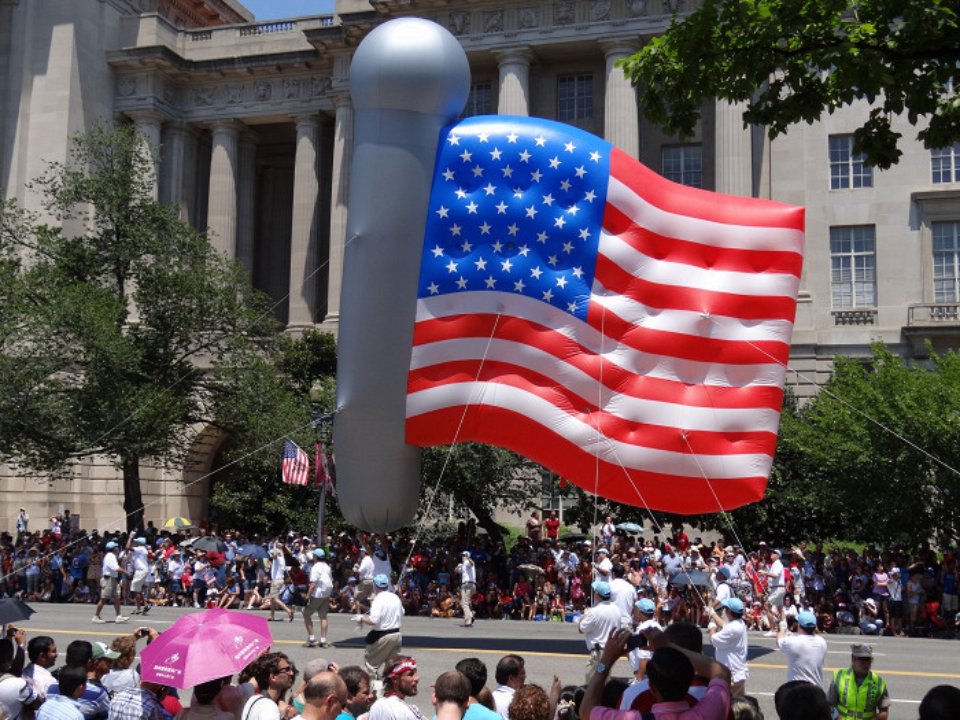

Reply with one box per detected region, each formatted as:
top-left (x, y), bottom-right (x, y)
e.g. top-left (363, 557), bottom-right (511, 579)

top-left (594, 662), bottom-right (608, 674)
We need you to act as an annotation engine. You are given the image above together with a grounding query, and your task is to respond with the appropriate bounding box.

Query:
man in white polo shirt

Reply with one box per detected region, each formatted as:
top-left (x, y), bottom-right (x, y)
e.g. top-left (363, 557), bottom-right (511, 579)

top-left (92, 541), bottom-right (129, 624)
top-left (126, 537), bottom-right (152, 616)
top-left (457, 551), bottom-right (477, 628)
top-left (356, 574), bottom-right (403, 678)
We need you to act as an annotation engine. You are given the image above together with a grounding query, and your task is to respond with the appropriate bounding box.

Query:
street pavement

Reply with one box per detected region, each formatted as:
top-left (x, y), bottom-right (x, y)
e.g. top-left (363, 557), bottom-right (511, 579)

top-left (18, 603), bottom-right (959, 719)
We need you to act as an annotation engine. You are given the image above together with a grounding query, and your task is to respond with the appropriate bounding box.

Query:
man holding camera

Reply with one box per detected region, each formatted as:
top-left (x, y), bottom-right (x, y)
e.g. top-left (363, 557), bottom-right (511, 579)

top-left (706, 597), bottom-right (749, 697)
top-left (578, 581), bottom-right (623, 682)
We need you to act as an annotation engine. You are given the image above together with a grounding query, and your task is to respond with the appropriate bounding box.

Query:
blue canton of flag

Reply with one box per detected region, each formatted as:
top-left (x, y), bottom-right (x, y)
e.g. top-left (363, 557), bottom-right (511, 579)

top-left (419, 116), bottom-right (612, 320)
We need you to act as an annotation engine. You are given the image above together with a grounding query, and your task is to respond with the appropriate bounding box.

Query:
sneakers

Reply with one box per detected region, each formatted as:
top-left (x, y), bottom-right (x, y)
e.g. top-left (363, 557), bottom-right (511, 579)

top-left (303, 640), bottom-right (318, 648)
top-left (319, 641), bottom-right (332, 648)
top-left (116, 615), bottom-right (130, 623)
top-left (131, 609), bottom-right (141, 615)
top-left (92, 616), bottom-right (106, 624)
top-left (193, 602), bottom-right (201, 609)
top-left (142, 605), bottom-right (151, 615)
top-left (762, 630), bottom-right (776, 637)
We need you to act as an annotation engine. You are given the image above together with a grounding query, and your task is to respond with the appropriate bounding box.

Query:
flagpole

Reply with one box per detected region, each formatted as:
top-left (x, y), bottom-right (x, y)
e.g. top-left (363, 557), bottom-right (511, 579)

top-left (309, 380), bottom-right (332, 549)
top-left (316, 438), bottom-right (326, 547)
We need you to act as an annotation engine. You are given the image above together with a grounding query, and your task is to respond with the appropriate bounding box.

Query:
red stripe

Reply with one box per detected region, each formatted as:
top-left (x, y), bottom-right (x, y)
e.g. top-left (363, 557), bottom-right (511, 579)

top-left (406, 406), bottom-right (767, 514)
top-left (410, 341), bottom-right (784, 410)
top-left (586, 302), bottom-right (790, 366)
top-left (610, 148), bottom-right (805, 231)
top-left (408, 361), bottom-right (778, 455)
top-left (594, 254), bottom-right (799, 323)
top-left (602, 203), bottom-right (803, 277)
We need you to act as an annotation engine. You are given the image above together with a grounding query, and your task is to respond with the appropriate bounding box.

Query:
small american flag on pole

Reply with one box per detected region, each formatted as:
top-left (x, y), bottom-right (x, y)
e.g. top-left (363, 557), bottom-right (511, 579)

top-left (282, 439), bottom-right (310, 486)
top-left (405, 116), bottom-right (804, 514)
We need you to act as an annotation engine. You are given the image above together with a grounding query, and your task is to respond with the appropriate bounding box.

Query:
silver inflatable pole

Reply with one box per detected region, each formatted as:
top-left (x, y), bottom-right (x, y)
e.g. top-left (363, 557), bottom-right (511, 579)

top-left (334, 18), bottom-right (470, 531)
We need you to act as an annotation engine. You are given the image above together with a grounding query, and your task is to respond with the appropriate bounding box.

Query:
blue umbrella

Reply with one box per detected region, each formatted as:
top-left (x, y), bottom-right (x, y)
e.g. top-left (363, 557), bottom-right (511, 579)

top-left (615, 522), bottom-right (643, 533)
top-left (237, 543), bottom-right (269, 559)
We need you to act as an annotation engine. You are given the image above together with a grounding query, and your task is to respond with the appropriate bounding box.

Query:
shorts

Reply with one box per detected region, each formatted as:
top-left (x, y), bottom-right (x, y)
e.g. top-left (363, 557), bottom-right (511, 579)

top-left (942, 593), bottom-right (959, 613)
top-left (767, 587), bottom-right (786, 608)
top-left (888, 600), bottom-right (903, 618)
top-left (169, 579), bottom-right (183, 594)
top-left (269, 579), bottom-right (284, 597)
top-left (131, 569), bottom-right (148, 592)
top-left (304, 596), bottom-right (331, 619)
top-left (355, 580), bottom-right (374, 606)
top-left (100, 576), bottom-right (120, 600)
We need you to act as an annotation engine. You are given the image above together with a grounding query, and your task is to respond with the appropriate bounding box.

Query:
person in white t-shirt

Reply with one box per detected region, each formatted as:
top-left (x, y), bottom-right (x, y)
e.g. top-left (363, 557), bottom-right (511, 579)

top-left (627, 598), bottom-right (661, 679)
top-left (269, 542), bottom-right (295, 622)
top-left (578, 581), bottom-right (623, 682)
top-left (491, 655), bottom-right (525, 720)
top-left (369, 656), bottom-right (422, 720)
top-left (353, 549), bottom-right (376, 614)
top-left (707, 597), bottom-right (749, 697)
top-left (303, 549), bottom-right (333, 649)
top-left (127, 537), bottom-right (152, 616)
top-left (608, 566), bottom-right (637, 622)
top-left (356, 575), bottom-right (403, 678)
top-left (23, 636), bottom-right (58, 699)
top-left (764, 549), bottom-right (787, 623)
top-left (92, 541), bottom-right (129, 623)
top-left (592, 548), bottom-right (613, 582)
top-left (457, 551), bottom-right (477, 628)
top-left (777, 610), bottom-right (827, 686)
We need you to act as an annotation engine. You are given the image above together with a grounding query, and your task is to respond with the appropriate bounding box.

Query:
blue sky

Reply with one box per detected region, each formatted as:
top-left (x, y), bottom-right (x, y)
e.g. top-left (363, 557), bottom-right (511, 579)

top-left (241, 0), bottom-right (334, 20)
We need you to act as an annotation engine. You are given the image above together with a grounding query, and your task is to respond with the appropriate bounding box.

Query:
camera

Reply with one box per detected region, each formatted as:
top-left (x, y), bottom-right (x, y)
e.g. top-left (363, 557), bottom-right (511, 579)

top-left (625, 633), bottom-right (647, 650)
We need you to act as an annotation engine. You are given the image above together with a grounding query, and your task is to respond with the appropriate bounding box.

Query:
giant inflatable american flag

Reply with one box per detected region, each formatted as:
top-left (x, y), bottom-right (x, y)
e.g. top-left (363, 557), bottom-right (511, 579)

top-left (405, 116), bottom-right (804, 513)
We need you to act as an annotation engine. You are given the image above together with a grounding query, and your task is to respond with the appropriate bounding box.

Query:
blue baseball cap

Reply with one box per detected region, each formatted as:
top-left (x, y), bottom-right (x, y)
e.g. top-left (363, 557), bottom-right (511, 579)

top-left (373, 574), bottom-right (390, 589)
top-left (797, 610), bottom-right (817, 629)
top-left (105, 541), bottom-right (118, 550)
top-left (720, 597), bottom-right (745, 615)
top-left (134, 537), bottom-right (146, 544)
top-left (635, 598), bottom-right (656, 614)
top-left (313, 548), bottom-right (325, 559)
top-left (591, 580), bottom-right (611, 598)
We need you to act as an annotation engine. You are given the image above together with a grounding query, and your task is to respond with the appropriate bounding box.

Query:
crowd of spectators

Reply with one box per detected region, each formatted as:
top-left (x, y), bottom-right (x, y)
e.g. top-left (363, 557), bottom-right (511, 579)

top-left (2, 507), bottom-right (958, 638)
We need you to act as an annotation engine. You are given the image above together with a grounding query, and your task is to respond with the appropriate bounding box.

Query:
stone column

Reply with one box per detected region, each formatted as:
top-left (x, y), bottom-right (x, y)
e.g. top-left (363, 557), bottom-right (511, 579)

top-left (236, 131), bottom-right (258, 274)
top-left (600, 38), bottom-right (640, 158)
top-left (207, 119), bottom-right (243, 259)
top-left (494, 47), bottom-right (534, 116)
top-left (129, 111), bottom-right (163, 201)
top-left (160, 122), bottom-right (192, 219)
top-left (714, 100), bottom-right (752, 196)
top-left (324, 93), bottom-right (353, 326)
top-left (287, 114), bottom-right (321, 330)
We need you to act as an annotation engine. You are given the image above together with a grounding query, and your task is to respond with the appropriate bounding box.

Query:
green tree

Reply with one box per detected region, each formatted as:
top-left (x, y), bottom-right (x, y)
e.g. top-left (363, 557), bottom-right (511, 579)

top-left (207, 329), bottom-right (339, 535)
top-left (0, 123), bottom-right (276, 530)
top-left (418, 443), bottom-right (542, 546)
top-left (621, 0), bottom-right (960, 168)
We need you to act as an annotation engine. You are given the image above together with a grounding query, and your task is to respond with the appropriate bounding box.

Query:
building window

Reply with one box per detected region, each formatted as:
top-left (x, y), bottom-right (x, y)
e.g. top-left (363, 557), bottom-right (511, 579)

top-left (933, 222), bottom-right (960, 302)
top-left (829, 134), bottom-right (872, 189)
top-left (557, 74), bottom-right (593, 123)
top-left (931, 144), bottom-right (960, 184)
top-left (462, 82), bottom-right (492, 118)
top-left (661, 144), bottom-right (703, 188)
top-left (830, 225), bottom-right (876, 307)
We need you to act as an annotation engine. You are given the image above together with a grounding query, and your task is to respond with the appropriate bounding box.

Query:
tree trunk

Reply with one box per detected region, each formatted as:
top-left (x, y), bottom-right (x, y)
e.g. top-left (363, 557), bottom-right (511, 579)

top-left (122, 455), bottom-right (144, 532)
top-left (466, 501), bottom-right (506, 552)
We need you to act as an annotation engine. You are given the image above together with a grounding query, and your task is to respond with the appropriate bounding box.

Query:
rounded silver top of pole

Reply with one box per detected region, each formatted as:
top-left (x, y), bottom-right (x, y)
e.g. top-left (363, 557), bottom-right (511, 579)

top-left (350, 17), bottom-right (471, 117)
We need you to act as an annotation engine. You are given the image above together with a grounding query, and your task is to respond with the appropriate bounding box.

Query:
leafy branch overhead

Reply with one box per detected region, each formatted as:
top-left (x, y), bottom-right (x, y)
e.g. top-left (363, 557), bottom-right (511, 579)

top-left (620, 0), bottom-right (960, 168)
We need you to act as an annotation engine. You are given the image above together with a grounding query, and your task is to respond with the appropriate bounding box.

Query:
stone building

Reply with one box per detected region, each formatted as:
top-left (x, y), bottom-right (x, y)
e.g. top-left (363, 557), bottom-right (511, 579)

top-left (1, 0), bottom-right (958, 529)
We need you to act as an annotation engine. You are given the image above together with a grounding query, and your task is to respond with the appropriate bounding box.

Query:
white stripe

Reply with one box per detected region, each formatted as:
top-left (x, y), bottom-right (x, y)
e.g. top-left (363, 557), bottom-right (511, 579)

top-left (415, 295), bottom-right (788, 388)
top-left (590, 281), bottom-right (795, 345)
top-left (599, 229), bottom-right (801, 299)
top-left (606, 176), bottom-right (805, 254)
top-left (410, 337), bottom-right (784, 433)
top-left (406, 383), bottom-right (775, 478)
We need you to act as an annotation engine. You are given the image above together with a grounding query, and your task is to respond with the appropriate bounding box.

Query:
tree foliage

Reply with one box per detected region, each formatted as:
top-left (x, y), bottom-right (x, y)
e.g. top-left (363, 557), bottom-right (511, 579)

top-left (621, 0), bottom-right (960, 168)
top-left (0, 123), bottom-right (276, 529)
top-left (207, 329), bottom-right (339, 535)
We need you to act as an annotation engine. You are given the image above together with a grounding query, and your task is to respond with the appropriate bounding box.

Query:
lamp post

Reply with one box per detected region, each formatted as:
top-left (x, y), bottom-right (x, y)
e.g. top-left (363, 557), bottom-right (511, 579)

top-left (309, 379), bottom-right (333, 548)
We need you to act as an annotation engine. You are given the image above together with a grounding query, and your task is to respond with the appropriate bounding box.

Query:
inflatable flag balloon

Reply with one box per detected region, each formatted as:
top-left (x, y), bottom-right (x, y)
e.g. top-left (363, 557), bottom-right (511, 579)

top-left (334, 18), bottom-right (804, 531)
top-left (405, 115), bottom-right (804, 514)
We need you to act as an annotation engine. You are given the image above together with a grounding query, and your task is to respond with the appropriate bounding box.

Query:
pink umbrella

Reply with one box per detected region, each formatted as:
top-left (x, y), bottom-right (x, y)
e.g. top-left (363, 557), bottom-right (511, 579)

top-left (140, 608), bottom-right (271, 689)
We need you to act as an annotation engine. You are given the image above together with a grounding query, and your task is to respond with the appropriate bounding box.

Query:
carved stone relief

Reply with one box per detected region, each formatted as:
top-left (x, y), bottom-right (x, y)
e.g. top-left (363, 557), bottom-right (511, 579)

top-left (664, 0), bottom-right (684, 12)
top-left (483, 9), bottom-right (504, 33)
top-left (193, 86), bottom-right (214, 107)
top-left (590, 0), bottom-right (611, 21)
top-left (311, 77), bottom-right (332, 96)
top-left (117, 76), bottom-right (137, 97)
top-left (555, 2), bottom-right (575, 25)
top-left (227, 84), bottom-right (244, 104)
top-left (254, 80), bottom-right (272, 102)
top-left (449, 10), bottom-right (470, 35)
top-left (627, 0), bottom-right (649, 16)
top-left (518, 6), bottom-right (538, 28)
top-left (283, 79), bottom-right (301, 99)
